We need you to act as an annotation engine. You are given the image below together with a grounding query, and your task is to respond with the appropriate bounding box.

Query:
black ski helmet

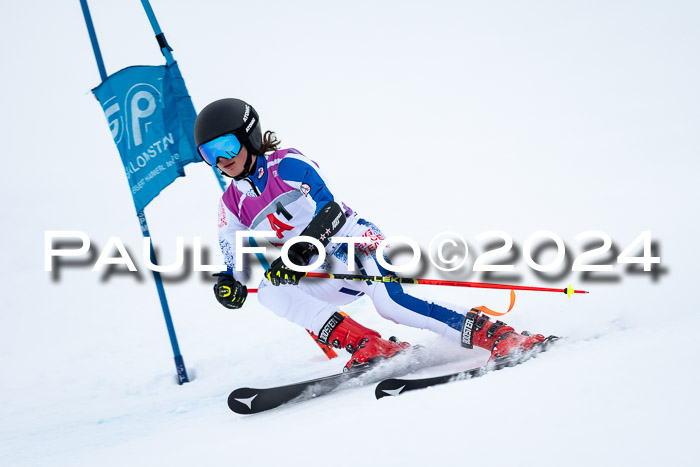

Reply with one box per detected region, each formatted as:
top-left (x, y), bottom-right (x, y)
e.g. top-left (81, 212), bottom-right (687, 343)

top-left (194, 98), bottom-right (263, 178)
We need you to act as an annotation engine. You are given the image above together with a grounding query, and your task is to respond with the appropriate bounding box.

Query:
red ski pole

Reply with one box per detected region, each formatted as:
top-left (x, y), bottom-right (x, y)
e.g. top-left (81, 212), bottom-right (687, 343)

top-left (302, 272), bottom-right (588, 298)
top-left (248, 272), bottom-right (587, 317)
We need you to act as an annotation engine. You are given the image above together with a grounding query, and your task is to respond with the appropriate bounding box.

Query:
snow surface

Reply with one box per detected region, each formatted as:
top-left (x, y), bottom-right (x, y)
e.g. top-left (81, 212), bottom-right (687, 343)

top-left (2, 1), bottom-right (699, 466)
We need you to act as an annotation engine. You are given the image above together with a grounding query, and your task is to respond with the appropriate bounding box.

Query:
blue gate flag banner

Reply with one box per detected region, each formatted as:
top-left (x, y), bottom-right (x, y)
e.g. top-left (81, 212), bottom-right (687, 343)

top-left (92, 61), bottom-right (201, 213)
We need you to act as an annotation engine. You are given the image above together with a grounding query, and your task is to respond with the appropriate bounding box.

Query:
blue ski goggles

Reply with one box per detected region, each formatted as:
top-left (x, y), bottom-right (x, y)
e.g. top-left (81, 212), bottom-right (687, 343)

top-left (198, 133), bottom-right (243, 166)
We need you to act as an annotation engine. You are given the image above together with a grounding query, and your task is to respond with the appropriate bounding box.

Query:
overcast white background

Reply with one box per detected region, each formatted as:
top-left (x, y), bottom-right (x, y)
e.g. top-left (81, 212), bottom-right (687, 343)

top-left (1, 1), bottom-right (698, 466)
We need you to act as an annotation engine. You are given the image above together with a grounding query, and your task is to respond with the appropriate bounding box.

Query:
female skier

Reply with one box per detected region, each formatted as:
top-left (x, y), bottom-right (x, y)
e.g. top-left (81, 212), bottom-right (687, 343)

top-left (194, 98), bottom-right (548, 371)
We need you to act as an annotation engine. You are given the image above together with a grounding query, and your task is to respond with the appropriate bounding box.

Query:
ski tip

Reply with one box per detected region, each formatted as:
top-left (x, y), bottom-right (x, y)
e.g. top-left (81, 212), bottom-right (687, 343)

top-left (375, 379), bottom-right (407, 399)
top-left (228, 389), bottom-right (259, 415)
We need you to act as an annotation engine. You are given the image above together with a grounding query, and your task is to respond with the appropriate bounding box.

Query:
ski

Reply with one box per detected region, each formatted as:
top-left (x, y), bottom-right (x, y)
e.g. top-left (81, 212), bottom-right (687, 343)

top-left (228, 366), bottom-right (371, 414)
top-left (375, 336), bottom-right (560, 399)
top-left (228, 346), bottom-right (438, 414)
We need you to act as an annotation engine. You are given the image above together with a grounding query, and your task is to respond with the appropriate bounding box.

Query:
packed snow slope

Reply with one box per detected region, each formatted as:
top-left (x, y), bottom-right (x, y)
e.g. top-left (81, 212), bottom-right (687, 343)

top-left (1, 1), bottom-right (699, 466)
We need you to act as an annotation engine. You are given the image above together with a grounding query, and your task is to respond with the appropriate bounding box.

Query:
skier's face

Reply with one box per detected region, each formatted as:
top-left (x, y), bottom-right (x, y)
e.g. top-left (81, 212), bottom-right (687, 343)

top-left (217, 145), bottom-right (248, 177)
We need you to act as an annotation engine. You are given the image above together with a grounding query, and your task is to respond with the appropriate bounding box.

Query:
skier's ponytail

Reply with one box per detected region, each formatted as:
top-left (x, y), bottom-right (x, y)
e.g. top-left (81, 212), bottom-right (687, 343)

top-left (260, 130), bottom-right (281, 154)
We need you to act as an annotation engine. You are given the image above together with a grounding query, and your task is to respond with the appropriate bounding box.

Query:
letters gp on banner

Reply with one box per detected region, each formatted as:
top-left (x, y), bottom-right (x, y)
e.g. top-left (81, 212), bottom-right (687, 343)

top-left (92, 62), bottom-right (201, 213)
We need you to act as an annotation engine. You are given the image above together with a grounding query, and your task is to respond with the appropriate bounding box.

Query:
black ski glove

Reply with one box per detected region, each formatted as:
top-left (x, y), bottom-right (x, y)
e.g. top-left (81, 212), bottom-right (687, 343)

top-left (213, 273), bottom-right (248, 309)
top-left (265, 247), bottom-right (307, 286)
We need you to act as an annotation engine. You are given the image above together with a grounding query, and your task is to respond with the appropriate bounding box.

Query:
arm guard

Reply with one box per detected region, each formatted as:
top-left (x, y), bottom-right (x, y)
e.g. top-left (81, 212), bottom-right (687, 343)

top-left (290, 201), bottom-right (346, 265)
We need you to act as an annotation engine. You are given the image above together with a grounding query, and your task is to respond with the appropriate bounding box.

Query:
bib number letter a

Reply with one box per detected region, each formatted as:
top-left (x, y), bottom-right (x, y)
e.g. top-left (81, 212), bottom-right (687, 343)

top-left (267, 213), bottom-right (293, 239)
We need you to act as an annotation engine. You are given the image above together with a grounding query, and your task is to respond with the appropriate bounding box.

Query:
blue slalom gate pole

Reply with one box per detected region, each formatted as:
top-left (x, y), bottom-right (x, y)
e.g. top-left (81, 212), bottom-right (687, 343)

top-left (80, 0), bottom-right (189, 384)
top-left (79, 0), bottom-right (107, 81)
top-left (140, 0), bottom-right (230, 192)
top-left (140, 0), bottom-right (175, 66)
top-left (140, 0), bottom-right (268, 269)
top-left (138, 212), bottom-right (189, 384)
top-left (141, 0), bottom-right (332, 361)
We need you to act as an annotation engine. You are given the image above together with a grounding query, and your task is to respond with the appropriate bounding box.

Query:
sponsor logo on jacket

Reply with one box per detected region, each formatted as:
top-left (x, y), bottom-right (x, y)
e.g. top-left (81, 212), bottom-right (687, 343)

top-left (218, 200), bottom-right (228, 228)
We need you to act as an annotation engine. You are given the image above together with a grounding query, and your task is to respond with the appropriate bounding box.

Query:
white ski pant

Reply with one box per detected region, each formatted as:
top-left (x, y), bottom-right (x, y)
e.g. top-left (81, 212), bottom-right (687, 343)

top-left (257, 218), bottom-right (466, 344)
